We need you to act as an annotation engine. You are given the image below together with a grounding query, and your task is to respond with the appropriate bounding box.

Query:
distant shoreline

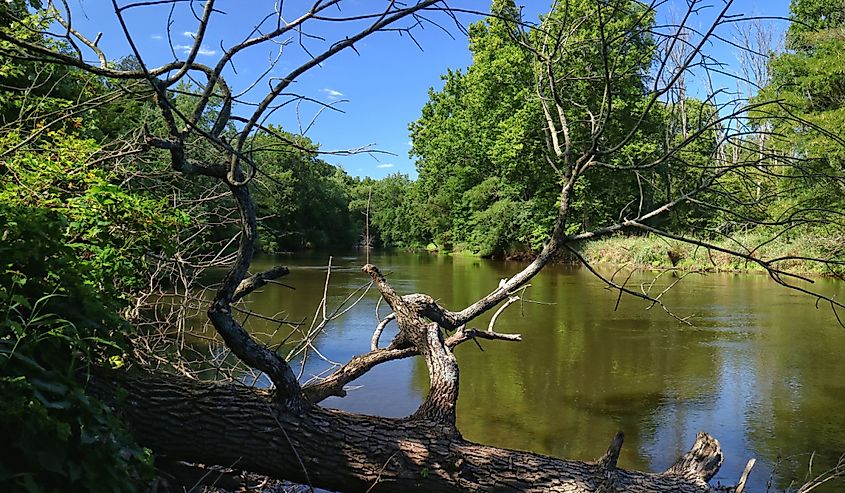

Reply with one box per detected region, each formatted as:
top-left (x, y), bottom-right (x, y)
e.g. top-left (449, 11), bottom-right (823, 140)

top-left (422, 233), bottom-right (845, 278)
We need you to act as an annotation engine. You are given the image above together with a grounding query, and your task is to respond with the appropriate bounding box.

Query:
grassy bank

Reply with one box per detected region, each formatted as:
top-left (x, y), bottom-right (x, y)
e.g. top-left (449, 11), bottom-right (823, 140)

top-left (577, 232), bottom-right (845, 277)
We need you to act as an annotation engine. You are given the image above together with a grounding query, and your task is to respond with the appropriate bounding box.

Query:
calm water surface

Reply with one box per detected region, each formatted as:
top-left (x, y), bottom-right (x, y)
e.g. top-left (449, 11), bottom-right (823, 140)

top-left (194, 250), bottom-right (845, 491)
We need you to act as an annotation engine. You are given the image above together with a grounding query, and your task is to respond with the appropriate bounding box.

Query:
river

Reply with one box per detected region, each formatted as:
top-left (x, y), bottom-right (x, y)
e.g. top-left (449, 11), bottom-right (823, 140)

top-left (189, 250), bottom-right (845, 492)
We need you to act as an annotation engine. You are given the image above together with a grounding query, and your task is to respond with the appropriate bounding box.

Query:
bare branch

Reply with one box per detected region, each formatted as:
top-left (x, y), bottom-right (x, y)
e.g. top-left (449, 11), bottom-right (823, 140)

top-left (232, 265), bottom-right (290, 303)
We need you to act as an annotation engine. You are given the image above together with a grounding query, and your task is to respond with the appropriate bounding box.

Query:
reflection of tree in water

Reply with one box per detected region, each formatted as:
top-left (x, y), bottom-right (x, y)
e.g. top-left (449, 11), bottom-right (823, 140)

top-left (448, 267), bottom-right (723, 474)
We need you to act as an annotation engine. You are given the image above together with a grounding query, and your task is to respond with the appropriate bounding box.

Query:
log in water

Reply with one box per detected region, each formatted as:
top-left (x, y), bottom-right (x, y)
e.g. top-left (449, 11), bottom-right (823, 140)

top-left (186, 250), bottom-right (845, 492)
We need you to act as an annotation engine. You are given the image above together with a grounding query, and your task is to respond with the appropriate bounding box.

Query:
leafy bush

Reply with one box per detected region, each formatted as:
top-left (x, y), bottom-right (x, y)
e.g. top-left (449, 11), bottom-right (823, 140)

top-left (0, 130), bottom-right (177, 491)
top-left (0, 207), bottom-right (153, 492)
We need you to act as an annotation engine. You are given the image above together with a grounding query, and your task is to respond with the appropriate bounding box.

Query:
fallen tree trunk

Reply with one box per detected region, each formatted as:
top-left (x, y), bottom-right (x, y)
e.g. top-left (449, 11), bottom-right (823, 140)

top-left (94, 371), bottom-right (725, 493)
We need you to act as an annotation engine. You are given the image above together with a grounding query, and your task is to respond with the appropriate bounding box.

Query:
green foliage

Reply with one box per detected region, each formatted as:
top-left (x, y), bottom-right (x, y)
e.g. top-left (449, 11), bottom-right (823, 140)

top-left (249, 127), bottom-right (357, 251)
top-left (753, 0), bottom-right (845, 233)
top-left (0, 67), bottom-right (169, 488)
top-left (404, 0), bottom-right (664, 256)
top-left (406, 0), bottom-right (555, 255)
top-left (399, 0), bottom-right (845, 255)
top-left (0, 12), bottom-right (93, 128)
top-left (785, 0), bottom-right (845, 49)
top-left (0, 347), bottom-right (152, 493)
top-left (1, 130), bottom-right (186, 299)
top-left (349, 174), bottom-right (416, 248)
top-left (765, 27), bottom-right (845, 155)
top-left (536, 0), bottom-right (656, 147)
top-left (0, 204), bottom-right (154, 492)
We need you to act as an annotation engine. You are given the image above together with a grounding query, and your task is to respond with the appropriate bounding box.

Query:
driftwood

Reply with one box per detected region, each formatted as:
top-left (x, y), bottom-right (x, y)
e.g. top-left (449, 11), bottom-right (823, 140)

top-left (94, 370), bottom-right (727, 493)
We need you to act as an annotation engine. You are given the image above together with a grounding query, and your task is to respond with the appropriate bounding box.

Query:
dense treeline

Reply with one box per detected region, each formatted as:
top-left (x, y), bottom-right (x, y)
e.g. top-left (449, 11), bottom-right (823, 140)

top-left (6, 0), bottom-right (841, 261)
top-left (404, 0), bottom-right (668, 255)
top-left (361, 0), bottom-right (845, 262)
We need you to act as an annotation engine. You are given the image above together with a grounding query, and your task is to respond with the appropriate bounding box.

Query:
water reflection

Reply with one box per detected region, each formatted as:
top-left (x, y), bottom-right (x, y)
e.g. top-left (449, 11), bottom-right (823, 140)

top-left (190, 251), bottom-right (845, 492)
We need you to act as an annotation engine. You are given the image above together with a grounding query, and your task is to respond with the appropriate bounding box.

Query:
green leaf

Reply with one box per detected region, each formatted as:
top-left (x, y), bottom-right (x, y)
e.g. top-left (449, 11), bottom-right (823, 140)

top-left (29, 377), bottom-right (70, 396)
top-left (38, 449), bottom-right (67, 475)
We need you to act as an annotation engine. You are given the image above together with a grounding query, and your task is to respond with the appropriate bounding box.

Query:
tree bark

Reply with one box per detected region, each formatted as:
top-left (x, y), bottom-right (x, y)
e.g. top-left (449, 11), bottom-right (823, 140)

top-left (94, 371), bottom-right (725, 493)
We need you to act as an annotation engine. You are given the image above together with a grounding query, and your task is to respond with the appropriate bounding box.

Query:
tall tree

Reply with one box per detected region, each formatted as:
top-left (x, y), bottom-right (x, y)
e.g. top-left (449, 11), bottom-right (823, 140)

top-left (409, 0), bottom-right (666, 256)
top-left (410, 0), bottom-right (552, 255)
top-left (755, 0), bottom-right (845, 236)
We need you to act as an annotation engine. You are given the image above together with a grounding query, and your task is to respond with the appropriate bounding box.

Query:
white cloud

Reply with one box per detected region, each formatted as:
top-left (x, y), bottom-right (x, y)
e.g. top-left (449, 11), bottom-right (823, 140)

top-left (151, 34), bottom-right (163, 40)
top-left (376, 164), bottom-right (394, 169)
top-left (173, 44), bottom-right (218, 57)
top-left (321, 88), bottom-right (343, 100)
top-left (183, 31), bottom-right (196, 38)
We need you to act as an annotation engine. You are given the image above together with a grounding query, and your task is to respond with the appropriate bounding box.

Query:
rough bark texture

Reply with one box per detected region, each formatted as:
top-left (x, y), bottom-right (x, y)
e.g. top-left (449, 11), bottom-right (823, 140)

top-left (362, 264), bottom-right (461, 428)
top-left (94, 371), bottom-right (724, 493)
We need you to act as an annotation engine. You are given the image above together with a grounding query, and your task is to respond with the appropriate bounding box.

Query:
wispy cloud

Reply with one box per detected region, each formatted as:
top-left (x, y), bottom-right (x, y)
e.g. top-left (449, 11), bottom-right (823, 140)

top-left (321, 88), bottom-right (343, 100)
top-left (183, 31), bottom-right (196, 38)
top-left (151, 34), bottom-right (163, 40)
top-left (173, 44), bottom-right (218, 56)
top-left (376, 163), bottom-right (394, 169)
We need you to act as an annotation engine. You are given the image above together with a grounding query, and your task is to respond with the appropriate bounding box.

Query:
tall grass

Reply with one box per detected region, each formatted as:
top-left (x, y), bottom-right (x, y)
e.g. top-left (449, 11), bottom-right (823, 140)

top-left (578, 232), bottom-right (845, 277)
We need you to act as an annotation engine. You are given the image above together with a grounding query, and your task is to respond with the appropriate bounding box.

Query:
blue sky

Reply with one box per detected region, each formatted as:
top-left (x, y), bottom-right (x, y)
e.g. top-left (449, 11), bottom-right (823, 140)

top-left (67, 0), bottom-right (790, 179)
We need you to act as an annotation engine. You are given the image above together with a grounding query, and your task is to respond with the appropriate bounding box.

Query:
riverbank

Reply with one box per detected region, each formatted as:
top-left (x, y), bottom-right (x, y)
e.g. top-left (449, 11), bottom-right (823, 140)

top-left (436, 232), bottom-right (845, 278)
top-left (577, 233), bottom-right (844, 277)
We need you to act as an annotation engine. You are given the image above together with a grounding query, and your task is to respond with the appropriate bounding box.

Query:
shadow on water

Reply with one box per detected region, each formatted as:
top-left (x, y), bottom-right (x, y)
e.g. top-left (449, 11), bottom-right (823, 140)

top-left (185, 250), bottom-right (845, 492)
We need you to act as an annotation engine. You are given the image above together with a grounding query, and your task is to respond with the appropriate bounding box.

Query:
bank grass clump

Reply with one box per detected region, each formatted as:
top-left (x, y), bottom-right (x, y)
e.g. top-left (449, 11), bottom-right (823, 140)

top-left (578, 231), bottom-right (845, 277)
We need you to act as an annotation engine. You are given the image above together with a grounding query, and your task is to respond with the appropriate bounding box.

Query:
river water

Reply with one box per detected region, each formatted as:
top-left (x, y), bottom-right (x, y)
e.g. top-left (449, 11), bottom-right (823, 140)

top-left (192, 250), bottom-right (845, 491)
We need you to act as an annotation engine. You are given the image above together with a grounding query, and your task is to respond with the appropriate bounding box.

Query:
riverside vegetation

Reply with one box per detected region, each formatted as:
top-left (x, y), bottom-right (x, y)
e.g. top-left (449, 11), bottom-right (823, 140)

top-left (2, 0), bottom-right (845, 491)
